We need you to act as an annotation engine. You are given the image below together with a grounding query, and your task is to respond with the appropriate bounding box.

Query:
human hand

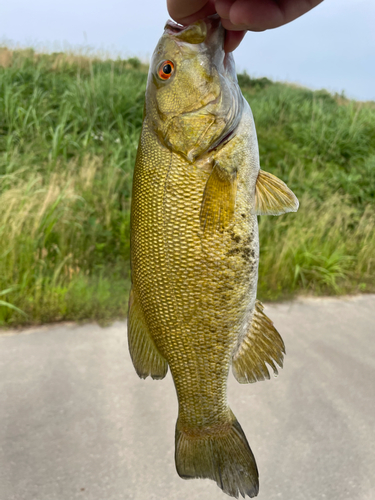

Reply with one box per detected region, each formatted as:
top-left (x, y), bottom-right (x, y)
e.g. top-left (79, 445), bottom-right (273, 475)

top-left (166, 0), bottom-right (323, 52)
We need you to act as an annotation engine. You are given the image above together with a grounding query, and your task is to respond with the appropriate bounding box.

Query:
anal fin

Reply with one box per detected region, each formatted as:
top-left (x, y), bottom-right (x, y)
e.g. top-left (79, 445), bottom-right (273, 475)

top-left (127, 287), bottom-right (168, 380)
top-left (232, 300), bottom-right (285, 384)
top-left (254, 169), bottom-right (299, 216)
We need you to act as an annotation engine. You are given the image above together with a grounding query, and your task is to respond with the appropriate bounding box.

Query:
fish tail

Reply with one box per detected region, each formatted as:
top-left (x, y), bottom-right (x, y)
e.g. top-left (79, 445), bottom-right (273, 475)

top-left (175, 411), bottom-right (259, 498)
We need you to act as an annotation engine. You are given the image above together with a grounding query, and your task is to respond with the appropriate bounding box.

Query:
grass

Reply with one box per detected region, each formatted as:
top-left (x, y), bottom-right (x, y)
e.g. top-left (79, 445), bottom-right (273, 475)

top-left (0, 48), bottom-right (374, 326)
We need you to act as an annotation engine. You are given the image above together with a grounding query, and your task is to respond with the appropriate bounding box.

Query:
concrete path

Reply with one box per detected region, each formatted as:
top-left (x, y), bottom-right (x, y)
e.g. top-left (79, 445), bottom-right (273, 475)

top-left (0, 295), bottom-right (374, 500)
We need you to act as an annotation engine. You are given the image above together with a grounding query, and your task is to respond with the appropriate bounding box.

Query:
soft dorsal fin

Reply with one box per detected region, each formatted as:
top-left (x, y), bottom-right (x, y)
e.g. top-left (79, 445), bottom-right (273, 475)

top-left (254, 169), bottom-right (299, 216)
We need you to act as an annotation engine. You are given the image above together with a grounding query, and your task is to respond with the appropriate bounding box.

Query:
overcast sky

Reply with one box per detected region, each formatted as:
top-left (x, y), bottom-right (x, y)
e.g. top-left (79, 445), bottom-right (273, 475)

top-left (1, 0), bottom-right (374, 101)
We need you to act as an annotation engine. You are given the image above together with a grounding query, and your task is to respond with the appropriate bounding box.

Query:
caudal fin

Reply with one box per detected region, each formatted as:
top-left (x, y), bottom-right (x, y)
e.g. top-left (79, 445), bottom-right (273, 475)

top-left (175, 414), bottom-right (259, 498)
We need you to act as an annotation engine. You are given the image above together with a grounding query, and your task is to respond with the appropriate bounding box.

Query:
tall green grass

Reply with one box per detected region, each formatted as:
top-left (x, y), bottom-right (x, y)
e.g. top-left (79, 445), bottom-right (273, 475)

top-left (0, 48), bottom-right (374, 325)
top-left (239, 78), bottom-right (375, 299)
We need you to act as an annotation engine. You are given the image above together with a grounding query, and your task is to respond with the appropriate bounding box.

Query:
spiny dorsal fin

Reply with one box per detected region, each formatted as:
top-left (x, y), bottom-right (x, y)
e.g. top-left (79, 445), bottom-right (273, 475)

top-left (128, 288), bottom-right (168, 380)
top-left (255, 169), bottom-right (299, 216)
top-left (232, 300), bottom-right (285, 384)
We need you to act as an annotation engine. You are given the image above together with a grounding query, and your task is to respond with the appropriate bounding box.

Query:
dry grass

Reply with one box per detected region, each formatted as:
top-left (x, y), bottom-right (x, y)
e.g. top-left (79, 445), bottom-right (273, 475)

top-left (0, 155), bottom-right (131, 325)
top-left (0, 48), bottom-right (13, 68)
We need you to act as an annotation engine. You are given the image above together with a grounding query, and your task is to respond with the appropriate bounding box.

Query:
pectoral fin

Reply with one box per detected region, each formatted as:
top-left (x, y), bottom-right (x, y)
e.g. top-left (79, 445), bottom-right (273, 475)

top-left (232, 300), bottom-right (285, 384)
top-left (127, 288), bottom-right (168, 380)
top-left (254, 169), bottom-right (299, 216)
top-left (200, 162), bottom-right (237, 234)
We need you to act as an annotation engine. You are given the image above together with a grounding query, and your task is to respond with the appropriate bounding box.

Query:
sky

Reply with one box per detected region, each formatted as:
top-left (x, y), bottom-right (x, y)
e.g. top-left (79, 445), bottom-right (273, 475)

top-left (1, 0), bottom-right (374, 101)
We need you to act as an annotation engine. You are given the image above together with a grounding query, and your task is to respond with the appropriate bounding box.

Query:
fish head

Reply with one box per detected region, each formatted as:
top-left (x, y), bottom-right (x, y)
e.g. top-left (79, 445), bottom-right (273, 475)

top-left (146, 16), bottom-right (243, 162)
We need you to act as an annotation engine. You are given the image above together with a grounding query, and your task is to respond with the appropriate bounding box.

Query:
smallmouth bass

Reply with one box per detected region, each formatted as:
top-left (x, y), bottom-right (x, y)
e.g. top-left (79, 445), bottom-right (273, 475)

top-left (128, 16), bottom-right (298, 498)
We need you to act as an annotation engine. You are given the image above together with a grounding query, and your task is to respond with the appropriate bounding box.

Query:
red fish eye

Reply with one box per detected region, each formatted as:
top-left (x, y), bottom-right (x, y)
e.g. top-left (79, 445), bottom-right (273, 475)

top-left (158, 60), bottom-right (174, 80)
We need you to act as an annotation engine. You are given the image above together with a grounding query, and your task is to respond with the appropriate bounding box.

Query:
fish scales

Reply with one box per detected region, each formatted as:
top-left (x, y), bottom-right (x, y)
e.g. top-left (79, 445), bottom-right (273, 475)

top-left (133, 108), bottom-right (258, 418)
top-left (128, 16), bottom-right (298, 499)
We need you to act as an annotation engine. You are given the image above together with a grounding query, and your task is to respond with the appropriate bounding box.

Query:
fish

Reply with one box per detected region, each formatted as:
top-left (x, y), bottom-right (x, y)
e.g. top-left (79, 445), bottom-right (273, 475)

top-left (128, 16), bottom-right (299, 499)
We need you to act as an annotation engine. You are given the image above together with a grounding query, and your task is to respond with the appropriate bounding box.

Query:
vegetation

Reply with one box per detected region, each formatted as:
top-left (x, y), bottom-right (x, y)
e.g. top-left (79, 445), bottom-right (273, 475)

top-left (0, 48), bottom-right (374, 325)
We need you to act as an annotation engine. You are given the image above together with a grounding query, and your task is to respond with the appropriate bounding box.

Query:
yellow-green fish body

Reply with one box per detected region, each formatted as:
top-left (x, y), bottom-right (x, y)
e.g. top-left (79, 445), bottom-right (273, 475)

top-left (128, 17), bottom-right (298, 499)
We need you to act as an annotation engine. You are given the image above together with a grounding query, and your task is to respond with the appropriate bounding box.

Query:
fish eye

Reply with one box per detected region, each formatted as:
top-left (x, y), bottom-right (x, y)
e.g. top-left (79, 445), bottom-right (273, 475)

top-left (158, 60), bottom-right (174, 80)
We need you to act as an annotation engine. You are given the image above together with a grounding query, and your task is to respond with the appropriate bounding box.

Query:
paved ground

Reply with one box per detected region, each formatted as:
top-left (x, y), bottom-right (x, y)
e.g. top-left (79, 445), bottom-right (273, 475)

top-left (0, 295), bottom-right (374, 500)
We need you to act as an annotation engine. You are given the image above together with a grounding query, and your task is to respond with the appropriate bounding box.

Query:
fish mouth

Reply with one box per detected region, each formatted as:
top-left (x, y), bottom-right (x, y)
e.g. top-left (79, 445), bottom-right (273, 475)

top-left (165, 14), bottom-right (221, 31)
top-left (164, 15), bottom-right (223, 46)
top-left (165, 19), bottom-right (186, 35)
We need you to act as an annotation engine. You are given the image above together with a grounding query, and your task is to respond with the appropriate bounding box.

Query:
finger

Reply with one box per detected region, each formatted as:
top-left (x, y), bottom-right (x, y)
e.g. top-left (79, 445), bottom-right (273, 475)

top-left (228, 0), bottom-right (323, 31)
top-left (167, 0), bottom-right (216, 24)
top-left (214, 0), bottom-right (235, 20)
top-left (221, 18), bottom-right (264, 31)
top-left (224, 30), bottom-right (247, 52)
top-left (274, 0), bottom-right (324, 26)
